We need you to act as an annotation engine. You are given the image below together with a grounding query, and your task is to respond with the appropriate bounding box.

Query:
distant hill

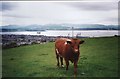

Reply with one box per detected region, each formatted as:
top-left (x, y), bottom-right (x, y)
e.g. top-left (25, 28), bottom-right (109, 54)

top-left (0, 24), bottom-right (119, 32)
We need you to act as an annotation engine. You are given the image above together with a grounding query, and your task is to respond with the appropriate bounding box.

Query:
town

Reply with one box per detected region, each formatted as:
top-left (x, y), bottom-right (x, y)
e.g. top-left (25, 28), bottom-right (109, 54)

top-left (1, 34), bottom-right (70, 49)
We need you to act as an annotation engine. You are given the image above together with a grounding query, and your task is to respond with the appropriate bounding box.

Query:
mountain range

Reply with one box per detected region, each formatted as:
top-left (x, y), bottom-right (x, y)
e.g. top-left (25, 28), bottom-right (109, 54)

top-left (0, 24), bottom-right (119, 32)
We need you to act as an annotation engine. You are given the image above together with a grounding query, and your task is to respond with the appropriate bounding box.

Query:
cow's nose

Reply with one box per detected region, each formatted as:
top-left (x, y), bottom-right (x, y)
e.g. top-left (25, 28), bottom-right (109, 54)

top-left (74, 49), bottom-right (78, 52)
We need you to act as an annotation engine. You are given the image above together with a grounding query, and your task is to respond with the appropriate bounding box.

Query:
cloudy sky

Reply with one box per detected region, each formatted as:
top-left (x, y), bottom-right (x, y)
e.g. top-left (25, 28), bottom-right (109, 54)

top-left (0, 1), bottom-right (119, 26)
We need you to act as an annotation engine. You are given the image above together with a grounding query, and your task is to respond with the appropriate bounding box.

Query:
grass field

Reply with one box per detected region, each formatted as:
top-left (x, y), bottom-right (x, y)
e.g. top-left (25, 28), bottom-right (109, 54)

top-left (2, 37), bottom-right (119, 77)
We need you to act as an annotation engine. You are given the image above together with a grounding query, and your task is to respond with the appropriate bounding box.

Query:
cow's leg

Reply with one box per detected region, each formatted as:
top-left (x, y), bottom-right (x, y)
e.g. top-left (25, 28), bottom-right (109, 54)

top-left (65, 59), bottom-right (69, 70)
top-left (74, 61), bottom-right (78, 76)
top-left (56, 54), bottom-right (60, 67)
top-left (55, 48), bottom-right (60, 67)
top-left (60, 57), bottom-right (64, 67)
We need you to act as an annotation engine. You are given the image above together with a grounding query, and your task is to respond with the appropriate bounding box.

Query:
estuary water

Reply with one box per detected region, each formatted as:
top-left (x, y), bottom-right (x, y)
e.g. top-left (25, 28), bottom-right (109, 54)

top-left (1, 30), bottom-right (119, 37)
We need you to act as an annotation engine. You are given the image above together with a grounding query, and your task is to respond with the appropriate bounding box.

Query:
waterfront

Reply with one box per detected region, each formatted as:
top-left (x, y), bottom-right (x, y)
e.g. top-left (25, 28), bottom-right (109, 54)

top-left (1, 30), bottom-right (119, 37)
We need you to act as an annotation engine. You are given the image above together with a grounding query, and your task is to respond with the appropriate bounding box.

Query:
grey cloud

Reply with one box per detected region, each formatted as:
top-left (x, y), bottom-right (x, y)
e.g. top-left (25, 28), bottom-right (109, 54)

top-left (106, 17), bottom-right (118, 21)
top-left (118, 17), bottom-right (120, 24)
top-left (3, 14), bottom-right (31, 18)
top-left (63, 2), bottom-right (117, 11)
top-left (103, 17), bottom-right (118, 24)
top-left (0, 2), bottom-right (17, 11)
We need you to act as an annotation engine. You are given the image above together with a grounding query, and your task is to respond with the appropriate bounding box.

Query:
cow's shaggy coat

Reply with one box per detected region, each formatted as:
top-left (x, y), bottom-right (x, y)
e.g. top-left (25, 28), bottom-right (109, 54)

top-left (55, 38), bottom-right (84, 76)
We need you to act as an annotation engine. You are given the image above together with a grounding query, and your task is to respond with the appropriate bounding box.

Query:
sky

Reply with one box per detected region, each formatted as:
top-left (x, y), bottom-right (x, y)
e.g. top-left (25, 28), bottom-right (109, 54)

top-left (0, 0), bottom-right (119, 26)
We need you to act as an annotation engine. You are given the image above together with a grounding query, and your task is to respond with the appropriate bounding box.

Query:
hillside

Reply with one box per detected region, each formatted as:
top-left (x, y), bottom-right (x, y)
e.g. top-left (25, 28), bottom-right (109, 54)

top-left (2, 37), bottom-right (119, 77)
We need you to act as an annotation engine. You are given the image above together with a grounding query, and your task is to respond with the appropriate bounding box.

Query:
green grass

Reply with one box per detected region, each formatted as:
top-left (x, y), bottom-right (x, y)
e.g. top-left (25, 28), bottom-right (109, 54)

top-left (2, 37), bottom-right (119, 77)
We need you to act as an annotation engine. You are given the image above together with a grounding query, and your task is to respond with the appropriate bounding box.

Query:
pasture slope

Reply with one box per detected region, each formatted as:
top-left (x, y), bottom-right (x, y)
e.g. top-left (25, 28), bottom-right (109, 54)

top-left (2, 36), bottom-right (119, 77)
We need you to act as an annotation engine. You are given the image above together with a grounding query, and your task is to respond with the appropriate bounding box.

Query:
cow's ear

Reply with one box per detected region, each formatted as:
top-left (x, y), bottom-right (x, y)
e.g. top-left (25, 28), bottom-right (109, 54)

top-left (80, 40), bottom-right (84, 44)
top-left (67, 41), bottom-right (72, 44)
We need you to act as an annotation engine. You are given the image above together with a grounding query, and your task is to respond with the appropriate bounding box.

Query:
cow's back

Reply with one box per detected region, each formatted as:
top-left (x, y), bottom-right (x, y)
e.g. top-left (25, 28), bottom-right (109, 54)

top-left (55, 38), bottom-right (66, 48)
top-left (55, 38), bottom-right (73, 58)
top-left (55, 38), bottom-right (66, 55)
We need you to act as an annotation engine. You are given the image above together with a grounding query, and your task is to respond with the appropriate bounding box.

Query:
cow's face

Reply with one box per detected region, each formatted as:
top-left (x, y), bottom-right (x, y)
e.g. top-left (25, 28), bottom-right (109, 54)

top-left (67, 39), bottom-right (84, 53)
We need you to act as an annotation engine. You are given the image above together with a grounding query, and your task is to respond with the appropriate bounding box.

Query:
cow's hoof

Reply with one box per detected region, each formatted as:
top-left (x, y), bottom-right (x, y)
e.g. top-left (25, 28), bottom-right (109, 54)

top-left (81, 72), bottom-right (85, 75)
top-left (74, 74), bottom-right (77, 77)
top-left (61, 65), bottom-right (64, 68)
